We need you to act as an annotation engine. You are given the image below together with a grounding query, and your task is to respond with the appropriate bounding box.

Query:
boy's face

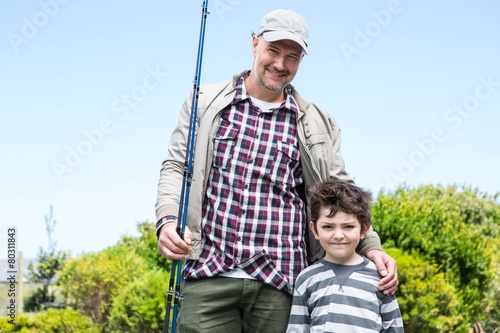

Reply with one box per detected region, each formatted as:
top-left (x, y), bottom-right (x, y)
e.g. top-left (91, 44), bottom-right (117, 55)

top-left (310, 208), bottom-right (366, 265)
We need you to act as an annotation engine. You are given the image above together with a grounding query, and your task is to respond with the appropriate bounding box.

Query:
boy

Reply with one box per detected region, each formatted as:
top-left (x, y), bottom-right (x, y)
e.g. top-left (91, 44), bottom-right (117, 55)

top-left (287, 179), bottom-right (404, 332)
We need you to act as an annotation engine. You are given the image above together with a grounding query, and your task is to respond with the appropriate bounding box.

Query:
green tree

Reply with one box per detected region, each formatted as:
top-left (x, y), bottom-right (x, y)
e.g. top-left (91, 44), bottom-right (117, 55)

top-left (25, 205), bottom-right (67, 312)
top-left (373, 184), bottom-right (500, 329)
top-left (119, 220), bottom-right (170, 271)
top-left (58, 244), bottom-right (148, 326)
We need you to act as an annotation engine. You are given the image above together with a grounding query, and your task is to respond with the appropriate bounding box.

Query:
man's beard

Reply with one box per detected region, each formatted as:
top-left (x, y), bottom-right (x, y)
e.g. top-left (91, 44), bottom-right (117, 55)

top-left (257, 66), bottom-right (291, 92)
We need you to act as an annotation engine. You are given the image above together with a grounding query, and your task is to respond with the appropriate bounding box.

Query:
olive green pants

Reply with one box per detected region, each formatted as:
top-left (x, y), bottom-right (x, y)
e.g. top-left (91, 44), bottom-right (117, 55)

top-left (177, 276), bottom-right (292, 333)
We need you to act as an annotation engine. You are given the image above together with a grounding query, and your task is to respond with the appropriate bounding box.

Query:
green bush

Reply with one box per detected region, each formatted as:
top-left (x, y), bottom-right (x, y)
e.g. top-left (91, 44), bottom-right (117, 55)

top-left (58, 244), bottom-right (148, 325)
top-left (386, 248), bottom-right (467, 332)
top-left (119, 221), bottom-right (170, 271)
top-left (373, 184), bottom-right (499, 325)
top-left (0, 314), bottom-right (31, 333)
top-left (0, 308), bottom-right (100, 332)
top-left (108, 269), bottom-right (169, 333)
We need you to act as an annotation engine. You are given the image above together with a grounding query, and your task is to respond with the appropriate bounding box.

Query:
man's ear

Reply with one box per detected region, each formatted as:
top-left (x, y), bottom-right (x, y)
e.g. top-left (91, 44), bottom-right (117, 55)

top-left (251, 35), bottom-right (259, 56)
top-left (309, 221), bottom-right (319, 240)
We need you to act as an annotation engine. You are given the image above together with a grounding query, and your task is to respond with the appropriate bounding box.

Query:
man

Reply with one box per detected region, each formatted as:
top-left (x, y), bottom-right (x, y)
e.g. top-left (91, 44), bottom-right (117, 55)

top-left (156, 9), bottom-right (398, 333)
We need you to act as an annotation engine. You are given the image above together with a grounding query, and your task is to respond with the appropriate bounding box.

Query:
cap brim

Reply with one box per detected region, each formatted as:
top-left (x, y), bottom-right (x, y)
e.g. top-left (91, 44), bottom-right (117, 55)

top-left (262, 31), bottom-right (308, 54)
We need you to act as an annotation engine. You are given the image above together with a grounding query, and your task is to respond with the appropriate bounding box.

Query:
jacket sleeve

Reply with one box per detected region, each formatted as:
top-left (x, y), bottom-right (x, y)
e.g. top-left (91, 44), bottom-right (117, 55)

top-left (327, 114), bottom-right (383, 254)
top-left (324, 116), bottom-right (382, 255)
top-left (155, 89), bottom-right (194, 222)
top-left (357, 226), bottom-right (382, 254)
top-left (327, 116), bottom-right (352, 183)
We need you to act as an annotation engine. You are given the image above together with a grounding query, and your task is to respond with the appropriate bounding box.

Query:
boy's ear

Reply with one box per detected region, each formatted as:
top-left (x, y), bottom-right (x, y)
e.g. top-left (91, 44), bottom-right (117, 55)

top-left (309, 221), bottom-right (319, 239)
top-left (360, 224), bottom-right (371, 239)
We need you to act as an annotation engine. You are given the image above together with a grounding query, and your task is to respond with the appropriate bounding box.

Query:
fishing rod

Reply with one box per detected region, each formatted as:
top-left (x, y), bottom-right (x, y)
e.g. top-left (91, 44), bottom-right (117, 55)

top-left (163, 1), bottom-right (209, 332)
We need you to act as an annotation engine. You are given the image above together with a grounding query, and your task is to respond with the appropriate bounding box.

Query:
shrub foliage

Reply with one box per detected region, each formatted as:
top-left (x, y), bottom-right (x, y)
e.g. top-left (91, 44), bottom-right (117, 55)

top-left (373, 184), bottom-right (500, 331)
top-left (108, 269), bottom-right (169, 333)
top-left (0, 308), bottom-right (100, 332)
top-left (58, 244), bottom-right (148, 325)
top-left (15, 186), bottom-right (498, 332)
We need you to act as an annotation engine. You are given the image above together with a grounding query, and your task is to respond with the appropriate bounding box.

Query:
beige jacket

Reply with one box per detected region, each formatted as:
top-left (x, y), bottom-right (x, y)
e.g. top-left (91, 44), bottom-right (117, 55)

top-left (156, 73), bottom-right (382, 263)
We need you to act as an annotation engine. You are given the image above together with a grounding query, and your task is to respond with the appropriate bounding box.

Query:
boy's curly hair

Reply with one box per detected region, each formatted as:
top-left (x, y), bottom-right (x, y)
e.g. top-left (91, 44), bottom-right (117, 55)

top-left (309, 178), bottom-right (372, 233)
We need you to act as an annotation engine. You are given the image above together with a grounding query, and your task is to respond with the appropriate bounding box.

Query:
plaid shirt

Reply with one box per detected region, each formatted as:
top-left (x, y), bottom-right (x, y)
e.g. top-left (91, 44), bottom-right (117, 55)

top-left (183, 72), bottom-right (307, 293)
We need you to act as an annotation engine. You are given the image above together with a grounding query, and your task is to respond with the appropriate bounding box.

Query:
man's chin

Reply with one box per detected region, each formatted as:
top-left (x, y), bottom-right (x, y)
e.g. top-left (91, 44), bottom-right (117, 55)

top-left (261, 78), bottom-right (287, 92)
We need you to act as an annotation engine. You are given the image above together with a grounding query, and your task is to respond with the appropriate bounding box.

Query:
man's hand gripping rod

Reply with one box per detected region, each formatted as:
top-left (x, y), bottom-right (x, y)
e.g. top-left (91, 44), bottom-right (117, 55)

top-left (163, 1), bottom-right (209, 332)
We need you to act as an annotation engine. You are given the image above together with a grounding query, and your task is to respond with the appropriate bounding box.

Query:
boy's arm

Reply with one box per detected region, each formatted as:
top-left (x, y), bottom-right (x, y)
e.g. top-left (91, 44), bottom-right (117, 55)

top-left (287, 286), bottom-right (311, 333)
top-left (379, 293), bottom-right (405, 332)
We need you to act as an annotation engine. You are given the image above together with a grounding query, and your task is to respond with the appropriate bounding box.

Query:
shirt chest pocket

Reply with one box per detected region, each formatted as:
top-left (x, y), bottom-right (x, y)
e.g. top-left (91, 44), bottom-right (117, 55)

top-left (268, 140), bottom-right (302, 189)
top-left (213, 120), bottom-right (239, 170)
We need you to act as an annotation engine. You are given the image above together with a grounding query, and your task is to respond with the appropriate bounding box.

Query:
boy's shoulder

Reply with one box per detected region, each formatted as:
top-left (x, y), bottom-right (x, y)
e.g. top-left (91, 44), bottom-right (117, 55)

top-left (296, 260), bottom-right (329, 280)
top-left (363, 257), bottom-right (378, 270)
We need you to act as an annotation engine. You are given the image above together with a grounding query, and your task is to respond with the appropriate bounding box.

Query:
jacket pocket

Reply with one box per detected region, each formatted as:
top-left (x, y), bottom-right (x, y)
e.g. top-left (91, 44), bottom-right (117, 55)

top-left (305, 133), bottom-right (327, 152)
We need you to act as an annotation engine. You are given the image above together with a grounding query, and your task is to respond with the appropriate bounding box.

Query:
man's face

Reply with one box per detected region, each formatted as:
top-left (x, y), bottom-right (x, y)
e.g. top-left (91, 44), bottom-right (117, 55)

top-left (251, 36), bottom-right (305, 93)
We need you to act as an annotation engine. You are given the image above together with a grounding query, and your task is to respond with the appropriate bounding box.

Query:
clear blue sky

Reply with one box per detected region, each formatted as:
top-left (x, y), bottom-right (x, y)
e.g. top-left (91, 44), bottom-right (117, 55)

top-left (1, 0), bottom-right (499, 259)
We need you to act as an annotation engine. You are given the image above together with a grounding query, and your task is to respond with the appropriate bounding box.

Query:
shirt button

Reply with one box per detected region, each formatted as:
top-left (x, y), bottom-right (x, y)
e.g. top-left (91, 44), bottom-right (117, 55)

top-left (244, 184), bottom-right (249, 190)
top-left (237, 236), bottom-right (242, 241)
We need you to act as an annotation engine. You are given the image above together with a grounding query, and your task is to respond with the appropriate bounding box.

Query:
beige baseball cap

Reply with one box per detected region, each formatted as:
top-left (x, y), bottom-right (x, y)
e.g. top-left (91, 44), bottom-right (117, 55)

top-left (254, 9), bottom-right (309, 54)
